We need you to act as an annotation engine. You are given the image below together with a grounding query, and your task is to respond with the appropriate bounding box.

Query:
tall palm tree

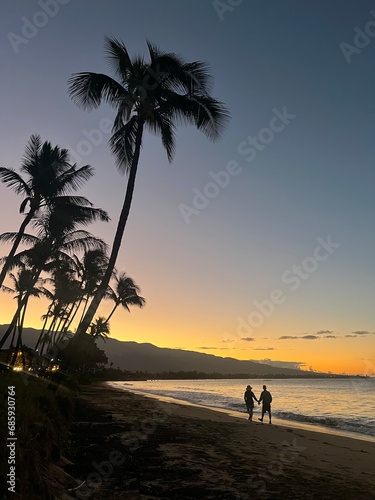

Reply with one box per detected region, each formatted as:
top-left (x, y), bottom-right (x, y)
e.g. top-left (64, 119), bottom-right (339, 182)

top-left (68, 36), bottom-right (229, 335)
top-left (104, 271), bottom-right (145, 325)
top-left (0, 134), bottom-right (95, 288)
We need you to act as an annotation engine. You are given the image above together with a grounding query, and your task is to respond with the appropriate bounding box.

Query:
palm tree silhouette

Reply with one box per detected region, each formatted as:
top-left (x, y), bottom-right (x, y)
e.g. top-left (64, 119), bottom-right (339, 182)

top-left (0, 134), bottom-right (96, 288)
top-left (104, 271), bottom-right (145, 325)
top-left (36, 260), bottom-right (81, 351)
top-left (1, 265), bottom-right (47, 365)
top-left (0, 202), bottom-right (108, 350)
top-left (68, 36), bottom-right (229, 335)
top-left (73, 249), bottom-right (109, 326)
top-left (89, 316), bottom-right (111, 341)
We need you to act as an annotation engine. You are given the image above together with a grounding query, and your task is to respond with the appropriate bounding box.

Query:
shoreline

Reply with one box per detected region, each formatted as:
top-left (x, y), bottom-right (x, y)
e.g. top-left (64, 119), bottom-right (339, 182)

top-left (108, 383), bottom-right (375, 444)
top-left (63, 382), bottom-right (375, 499)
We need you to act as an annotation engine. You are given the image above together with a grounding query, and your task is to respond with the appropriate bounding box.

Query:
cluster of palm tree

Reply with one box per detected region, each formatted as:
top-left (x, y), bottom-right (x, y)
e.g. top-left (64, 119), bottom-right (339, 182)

top-left (0, 135), bottom-right (144, 369)
top-left (0, 37), bottom-right (228, 374)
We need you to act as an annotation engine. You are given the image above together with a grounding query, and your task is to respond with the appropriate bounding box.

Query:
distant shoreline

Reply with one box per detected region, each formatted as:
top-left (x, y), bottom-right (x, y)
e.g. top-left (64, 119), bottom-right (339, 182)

top-left (93, 370), bottom-right (370, 381)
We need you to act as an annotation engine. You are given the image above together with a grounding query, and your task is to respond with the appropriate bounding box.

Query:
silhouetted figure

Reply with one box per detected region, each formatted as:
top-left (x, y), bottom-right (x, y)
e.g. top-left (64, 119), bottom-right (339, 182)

top-left (258, 385), bottom-right (272, 424)
top-left (244, 385), bottom-right (259, 420)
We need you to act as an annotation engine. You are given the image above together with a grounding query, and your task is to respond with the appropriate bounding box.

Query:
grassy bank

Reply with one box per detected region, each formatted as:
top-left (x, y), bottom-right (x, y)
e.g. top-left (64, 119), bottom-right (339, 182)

top-left (0, 371), bottom-right (76, 499)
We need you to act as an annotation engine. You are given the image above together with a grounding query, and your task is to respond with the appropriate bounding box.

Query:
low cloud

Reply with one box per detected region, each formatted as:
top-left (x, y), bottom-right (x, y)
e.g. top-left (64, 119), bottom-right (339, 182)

top-left (199, 346), bottom-right (230, 350)
top-left (253, 347), bottom-right (275, 351)
top-left (241, 337), bottom-right (255, 342)
top-left (345, 331), bottom-right (375, 338)
top-left (278, 332), bottom-right (340, 340)
top-left (252, 358), bottom-right (306, 370)
top-left (278, 335), bottom-right (318, 340)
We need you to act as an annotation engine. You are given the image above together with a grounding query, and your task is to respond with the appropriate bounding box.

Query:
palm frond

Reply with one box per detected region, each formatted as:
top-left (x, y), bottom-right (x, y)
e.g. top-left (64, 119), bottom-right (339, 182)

top-left (112, 97), bottom-right (135, 132)
top-left (165, 92), bottom-right (230, 141)
top-left (104, 36), bottom-right (133, 79)
top-left (50, 164), bottom-right (95, 194)
top-left (0, 232), bottom-right (38, 246)
top-left (61, 233), bottom-right (107, 255)
top-left (21, 134), bottom-right (42, 169)
top-left (68, 72), bottom-right (125, 111)
top-left (49, 195), bottom-right (94, 208)
top-left (146, 42), bottom-right (213, 95)
top-left (0, 168), bottom-right (30, 195)
top-left (109, 116), bottom-right (139, 172)
top-left (146, 114), bottom-right (176, 162)
top-left (19, 197), bottom-right (33, 214)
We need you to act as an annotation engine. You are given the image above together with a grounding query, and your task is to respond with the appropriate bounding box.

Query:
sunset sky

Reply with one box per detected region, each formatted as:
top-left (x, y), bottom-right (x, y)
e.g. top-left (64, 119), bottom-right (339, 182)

top-left (0, 0), bottom-right (374, 375)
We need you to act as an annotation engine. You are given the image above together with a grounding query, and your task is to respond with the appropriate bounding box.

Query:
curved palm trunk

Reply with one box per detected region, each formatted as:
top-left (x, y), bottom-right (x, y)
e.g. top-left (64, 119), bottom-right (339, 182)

top-left (35, 302), bottom-right (54, 350)
top-left (52, 313), bottom-right (66, 345)
top-left (5, 321), bottom-right (18, 364)
top-left (65, 298), bottom-right (82, 331)
top-left (34, 310), bottom-right (53, 351)
top-left (9, 327), bottom-right (17, 349)
top-left (0, 206), bottom-right (36, 288)
top-left (14, 301), bottom-right (28, 368)
top-left (0, 315), bottom-right (18, 350)
top-left (75, 121), bottom-right (144, 336)
top-left (10, 301), bottom-right (28, 367)
top-left (0, 263), bottom-right (43, 349)
top-left (104, 303), bottom-right (119, 325)
top-left (77, 294), bottom-right (90, 324)
top-left (56, 305), bottom-right (74, 342)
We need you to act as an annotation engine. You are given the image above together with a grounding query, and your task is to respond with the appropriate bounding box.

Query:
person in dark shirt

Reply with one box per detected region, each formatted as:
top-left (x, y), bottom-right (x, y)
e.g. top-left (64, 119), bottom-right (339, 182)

top-left (244, 385), bottom-right (259, 420)
top-left (258, 385), bottom-right (272, 424)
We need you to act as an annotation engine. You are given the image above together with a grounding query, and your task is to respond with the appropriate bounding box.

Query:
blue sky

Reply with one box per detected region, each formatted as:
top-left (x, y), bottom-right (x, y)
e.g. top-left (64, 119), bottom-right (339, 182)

top-left (0, 0), bottom-right (374, 374)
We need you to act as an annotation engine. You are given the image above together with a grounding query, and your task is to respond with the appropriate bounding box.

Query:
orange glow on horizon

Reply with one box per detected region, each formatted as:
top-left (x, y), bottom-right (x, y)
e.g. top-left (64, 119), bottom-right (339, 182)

top-left (1, 292), bottom-right (374, 378)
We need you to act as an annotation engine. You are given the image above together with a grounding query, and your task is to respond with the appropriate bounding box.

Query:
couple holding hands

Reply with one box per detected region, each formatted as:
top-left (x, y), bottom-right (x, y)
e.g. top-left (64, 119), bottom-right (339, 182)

top-left (244, 384), bottom-right (272, 423)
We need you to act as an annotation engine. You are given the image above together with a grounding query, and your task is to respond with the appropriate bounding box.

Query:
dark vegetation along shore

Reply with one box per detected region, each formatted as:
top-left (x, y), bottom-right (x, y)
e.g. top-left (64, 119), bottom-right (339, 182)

top-left (0, 372), bottom-right (75, 499)
top-left (91, 367), bottom-right (357, 381)
top-left (1, 373), bottom-right (374, 499)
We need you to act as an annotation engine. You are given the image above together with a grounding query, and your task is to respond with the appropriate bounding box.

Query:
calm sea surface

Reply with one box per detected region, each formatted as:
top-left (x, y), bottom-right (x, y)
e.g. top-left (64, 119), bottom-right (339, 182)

top-left (107, 378), bottom-right (375, 442)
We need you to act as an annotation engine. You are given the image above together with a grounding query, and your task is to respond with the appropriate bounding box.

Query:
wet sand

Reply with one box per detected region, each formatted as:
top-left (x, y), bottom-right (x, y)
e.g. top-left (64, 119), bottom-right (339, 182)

top-left (63, 383), bottom-right (375, 499)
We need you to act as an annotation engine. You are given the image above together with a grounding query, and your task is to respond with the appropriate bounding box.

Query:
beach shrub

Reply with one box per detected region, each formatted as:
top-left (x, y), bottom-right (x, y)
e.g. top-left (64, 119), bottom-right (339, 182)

top-left (0, 371), bottom-right (75, 499)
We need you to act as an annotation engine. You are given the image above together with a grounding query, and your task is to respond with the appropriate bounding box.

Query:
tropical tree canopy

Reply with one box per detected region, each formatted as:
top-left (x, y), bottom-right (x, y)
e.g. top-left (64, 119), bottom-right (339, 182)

top-left (68, 37), bottom-right (229, 170)
top-left (68, 37), bottom-right (230, 335)
top-left (0, 188), bottom-right (109, 351)
top-left (0, 134), bottom-right (97, 288)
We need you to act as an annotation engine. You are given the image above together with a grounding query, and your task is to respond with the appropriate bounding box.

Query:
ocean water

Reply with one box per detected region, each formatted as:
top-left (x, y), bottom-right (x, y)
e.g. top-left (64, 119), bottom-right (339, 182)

top-left (107, 377), bottom-right (375, 442)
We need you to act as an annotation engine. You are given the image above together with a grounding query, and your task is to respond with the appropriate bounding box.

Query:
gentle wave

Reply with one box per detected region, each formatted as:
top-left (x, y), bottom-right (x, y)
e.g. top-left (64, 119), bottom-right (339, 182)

top-left (194, 399), bottom-right (375, 438)
top-left (110, 378), bottom-right (375, 440)
top-left (275, 411), bottom-right (375, 437)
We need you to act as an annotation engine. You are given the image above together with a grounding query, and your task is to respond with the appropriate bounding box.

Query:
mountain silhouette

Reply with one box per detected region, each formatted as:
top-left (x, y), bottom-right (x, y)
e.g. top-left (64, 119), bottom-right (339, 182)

top-left (0, 324), bottom-right (315, 376)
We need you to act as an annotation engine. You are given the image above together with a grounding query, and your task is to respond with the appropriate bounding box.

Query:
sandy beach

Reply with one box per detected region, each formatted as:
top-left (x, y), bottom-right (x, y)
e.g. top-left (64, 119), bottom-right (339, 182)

top-left (59, 383), bottom-right (375, 499)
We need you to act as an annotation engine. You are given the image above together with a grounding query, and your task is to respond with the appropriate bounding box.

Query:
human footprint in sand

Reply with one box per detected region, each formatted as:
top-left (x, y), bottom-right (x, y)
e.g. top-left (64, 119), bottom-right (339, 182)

top-left (244, 385), bottom-right (259, 420)
top-left (258, 385), bottom-right (272, 424)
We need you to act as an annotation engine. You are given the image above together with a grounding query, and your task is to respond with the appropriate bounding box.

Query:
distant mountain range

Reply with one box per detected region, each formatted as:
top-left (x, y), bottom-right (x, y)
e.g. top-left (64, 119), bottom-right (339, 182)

top-left (0, 325), bottom-right (327, 377)
top-left (99, 337), bottom-right (310, 376)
